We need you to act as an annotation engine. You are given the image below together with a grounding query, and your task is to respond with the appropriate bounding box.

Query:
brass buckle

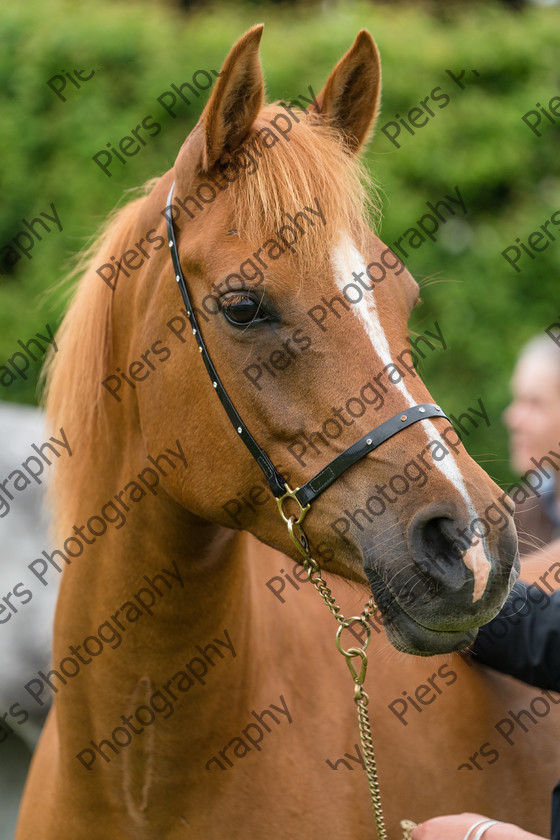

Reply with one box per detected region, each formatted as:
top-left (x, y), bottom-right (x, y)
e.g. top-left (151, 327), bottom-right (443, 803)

top-left (276, 483), bottom-right (310, 526)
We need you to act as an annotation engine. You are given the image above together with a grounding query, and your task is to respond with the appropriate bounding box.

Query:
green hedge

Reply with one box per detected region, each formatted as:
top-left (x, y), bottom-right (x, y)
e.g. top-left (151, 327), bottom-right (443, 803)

top-left (1, 0), bottom-right (559, 487)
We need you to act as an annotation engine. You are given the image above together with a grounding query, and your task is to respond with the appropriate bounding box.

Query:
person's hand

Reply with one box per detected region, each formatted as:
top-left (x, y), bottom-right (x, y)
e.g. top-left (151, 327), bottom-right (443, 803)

top-left (411, 812), bottom-right (547, 839)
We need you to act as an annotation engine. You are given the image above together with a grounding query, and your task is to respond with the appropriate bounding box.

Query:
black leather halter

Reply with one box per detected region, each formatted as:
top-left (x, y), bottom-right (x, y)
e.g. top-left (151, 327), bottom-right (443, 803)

top-left (166, 182), bottom-right (451, 510)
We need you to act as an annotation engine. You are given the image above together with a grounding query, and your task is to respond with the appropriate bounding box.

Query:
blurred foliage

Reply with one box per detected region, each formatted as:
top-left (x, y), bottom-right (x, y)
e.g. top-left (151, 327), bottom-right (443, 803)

top-left (0, 0), bottom-right (559, 489)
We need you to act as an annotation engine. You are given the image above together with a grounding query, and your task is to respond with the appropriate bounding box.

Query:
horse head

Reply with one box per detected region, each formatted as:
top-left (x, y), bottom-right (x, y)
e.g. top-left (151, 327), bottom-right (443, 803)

top-left (48, 26), bottom-right (519, 657)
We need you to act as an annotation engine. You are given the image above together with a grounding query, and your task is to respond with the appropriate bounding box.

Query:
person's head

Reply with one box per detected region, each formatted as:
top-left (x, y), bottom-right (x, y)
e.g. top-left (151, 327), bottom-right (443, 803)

top-left (503, 335), bottom-right (560, 475)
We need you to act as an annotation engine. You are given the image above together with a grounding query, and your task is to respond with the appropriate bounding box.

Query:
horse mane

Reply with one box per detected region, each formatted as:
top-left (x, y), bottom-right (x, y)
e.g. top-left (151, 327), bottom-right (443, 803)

top-left (41, 180), bottom-right (159, 534)
top-left (42, 106), bottom-right (379, 537)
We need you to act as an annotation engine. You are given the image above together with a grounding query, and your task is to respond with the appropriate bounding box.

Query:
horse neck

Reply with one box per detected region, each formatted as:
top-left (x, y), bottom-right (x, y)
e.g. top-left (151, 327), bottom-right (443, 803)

top-left (53, 478), bottom-right (264, 726)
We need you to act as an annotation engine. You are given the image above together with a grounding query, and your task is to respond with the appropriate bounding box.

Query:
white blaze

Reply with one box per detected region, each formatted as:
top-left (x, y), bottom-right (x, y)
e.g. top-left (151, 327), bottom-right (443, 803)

top-left (331, 237), bottom-right (490, 602)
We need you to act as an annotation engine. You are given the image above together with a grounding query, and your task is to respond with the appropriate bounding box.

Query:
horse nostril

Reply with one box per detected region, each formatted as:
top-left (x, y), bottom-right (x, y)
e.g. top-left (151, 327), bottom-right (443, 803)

top-left (411, 515), bottom-right (471, 593)
top-left (422, 517), bottom-right (459, 559)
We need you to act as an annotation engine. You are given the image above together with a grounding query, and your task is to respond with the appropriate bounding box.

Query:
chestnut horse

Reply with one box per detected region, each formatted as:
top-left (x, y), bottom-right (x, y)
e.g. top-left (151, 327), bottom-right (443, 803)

top-left (17, 26), bottom-right (560, 839)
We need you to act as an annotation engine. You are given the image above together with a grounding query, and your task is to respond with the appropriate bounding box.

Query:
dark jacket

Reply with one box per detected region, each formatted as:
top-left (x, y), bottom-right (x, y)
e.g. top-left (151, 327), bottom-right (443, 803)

top-left (473, 580), bottom-right (560, 839)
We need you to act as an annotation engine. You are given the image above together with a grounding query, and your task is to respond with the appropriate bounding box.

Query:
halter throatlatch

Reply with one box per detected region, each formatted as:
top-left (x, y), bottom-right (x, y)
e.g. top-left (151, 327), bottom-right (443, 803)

top-left (166, 178), bottom-right (448, 838)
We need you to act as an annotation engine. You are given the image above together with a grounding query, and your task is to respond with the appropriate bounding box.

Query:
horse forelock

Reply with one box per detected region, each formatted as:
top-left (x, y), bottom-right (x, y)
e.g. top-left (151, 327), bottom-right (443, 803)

top-left (221, 103), bottom-right (380, 273)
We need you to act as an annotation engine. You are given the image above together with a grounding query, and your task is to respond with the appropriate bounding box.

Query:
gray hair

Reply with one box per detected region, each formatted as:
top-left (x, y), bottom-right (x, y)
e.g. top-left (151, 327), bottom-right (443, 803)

top-left (519, 333), bottom-right (560, 368)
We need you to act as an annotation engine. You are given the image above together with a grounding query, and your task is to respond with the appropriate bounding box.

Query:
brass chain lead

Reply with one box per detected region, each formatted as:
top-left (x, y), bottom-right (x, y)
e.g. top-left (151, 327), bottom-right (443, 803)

top-left (281, 499), bottom-right (388, 840)
top-left (355, 685), bottom-right (387, 840)
top-left (278, 485), bottom-right (417, 839)
top-left (299, 547), bottom-right (388, 840)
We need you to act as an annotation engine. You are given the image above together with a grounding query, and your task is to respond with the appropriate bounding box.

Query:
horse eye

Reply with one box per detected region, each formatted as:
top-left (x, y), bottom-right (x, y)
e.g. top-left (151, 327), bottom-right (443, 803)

top-left (221, 294), bottom-right (268, 326)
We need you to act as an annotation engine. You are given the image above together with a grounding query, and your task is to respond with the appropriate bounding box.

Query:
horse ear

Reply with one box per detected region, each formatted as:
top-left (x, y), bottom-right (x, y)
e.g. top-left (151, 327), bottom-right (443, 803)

top-left (316, 30), bottom-right (381, 153)
top-left (199, 24), bottom-right (264, 170)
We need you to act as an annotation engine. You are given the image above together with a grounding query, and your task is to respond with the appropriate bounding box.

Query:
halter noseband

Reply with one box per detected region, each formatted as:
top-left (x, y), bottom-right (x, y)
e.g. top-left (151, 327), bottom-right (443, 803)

top-left (165, 181), bottom-right (451, 515)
